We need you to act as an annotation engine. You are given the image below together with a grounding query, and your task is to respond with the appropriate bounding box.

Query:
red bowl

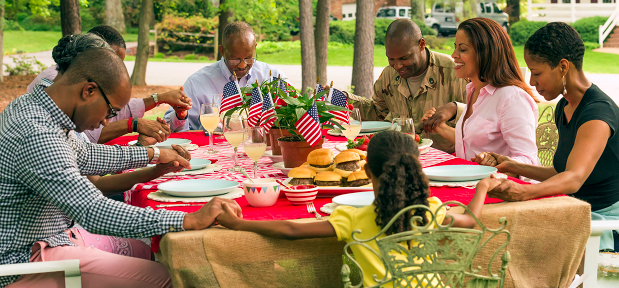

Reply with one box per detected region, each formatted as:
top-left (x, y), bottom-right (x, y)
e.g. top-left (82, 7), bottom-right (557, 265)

top-left (282, 185), bottom-right (319, 205)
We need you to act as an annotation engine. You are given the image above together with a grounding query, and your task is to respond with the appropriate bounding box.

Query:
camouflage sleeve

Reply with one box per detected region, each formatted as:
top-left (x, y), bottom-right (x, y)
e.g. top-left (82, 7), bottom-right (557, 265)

top-left (346, 71), bottom-right (390, 121)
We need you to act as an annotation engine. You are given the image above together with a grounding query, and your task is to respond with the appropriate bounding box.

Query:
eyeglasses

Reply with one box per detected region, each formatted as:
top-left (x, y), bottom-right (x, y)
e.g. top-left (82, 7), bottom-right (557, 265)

top-left (88, 79), bottom-right (117, 119)
top-left (226, 57), bottom-right (257, 66)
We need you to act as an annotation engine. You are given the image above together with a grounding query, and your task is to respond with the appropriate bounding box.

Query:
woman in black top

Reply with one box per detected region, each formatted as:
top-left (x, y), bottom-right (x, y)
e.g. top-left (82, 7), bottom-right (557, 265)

top-left (486, 22), bottom-right (619, 250)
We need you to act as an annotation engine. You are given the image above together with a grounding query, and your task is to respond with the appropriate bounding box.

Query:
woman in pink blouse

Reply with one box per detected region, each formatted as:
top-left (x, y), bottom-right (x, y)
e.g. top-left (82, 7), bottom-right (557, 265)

top-left (423, 18), bottom-right (540, 167)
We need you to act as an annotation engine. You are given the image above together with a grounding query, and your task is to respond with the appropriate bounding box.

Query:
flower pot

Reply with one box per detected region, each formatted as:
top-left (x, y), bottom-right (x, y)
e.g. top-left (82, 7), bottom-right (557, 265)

top-left (269, 128), bottom-right (292, 155)
top-left (278, 136), bottom-right (324, 168)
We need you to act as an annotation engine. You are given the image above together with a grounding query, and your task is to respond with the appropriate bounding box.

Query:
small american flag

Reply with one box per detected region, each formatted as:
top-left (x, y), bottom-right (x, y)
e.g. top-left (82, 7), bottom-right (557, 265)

top-left (316, 83), bottom-right (326, 101)
top-left (221, 80), bottom-right (243, 113)
top-left (275, 78), bottom-right (289, 107)
top-left (260, 92), bottom-right (276, 132)
top-left (295, 102), bottom-right (322, 146)
top-left (248, 86), bottom-right (263, 127)
top-left (328, 88), bottom-right (350, 124)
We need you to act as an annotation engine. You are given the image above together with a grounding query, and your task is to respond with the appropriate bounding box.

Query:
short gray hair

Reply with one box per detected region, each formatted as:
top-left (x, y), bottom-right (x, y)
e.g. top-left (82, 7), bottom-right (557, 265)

top-left (52, 33), bottom-right (113, 74)
top-left (222, 22), bottom-right (256, 49)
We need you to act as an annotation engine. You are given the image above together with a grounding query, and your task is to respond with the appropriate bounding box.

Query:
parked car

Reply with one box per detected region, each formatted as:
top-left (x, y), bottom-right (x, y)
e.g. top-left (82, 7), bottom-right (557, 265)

top-left (424, 2), bottom-right (509, 36)
top-left (376, 6), bottom-right (413, 20)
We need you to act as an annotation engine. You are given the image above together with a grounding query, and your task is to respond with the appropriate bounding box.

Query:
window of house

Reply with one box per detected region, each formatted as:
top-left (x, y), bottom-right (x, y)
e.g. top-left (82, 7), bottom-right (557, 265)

top-left (348, 13), bottom-right (353, 18)
top-left (480, 3), bottom-right (486, 13)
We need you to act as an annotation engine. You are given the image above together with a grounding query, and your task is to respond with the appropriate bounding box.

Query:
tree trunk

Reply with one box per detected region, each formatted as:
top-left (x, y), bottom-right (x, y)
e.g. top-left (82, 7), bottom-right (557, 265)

top-left (217, 0), bottom-right (234, 61)
top-left (131, 0), bottom-right (153, 86)
top-left (106, 0), bottom-right (127, 33)
top-left (351, 0), bottom-right (374, 97)
top-left (410, 0), bottom-right (424, 21)
top-left (315, 0), bottom-right (329, 86)
top-left (60, 0), bottom-right (81, 37)
top-left (0, 1), bottom-right (4, 83)
top-left (505, 0), bottom-right (520, 24)
top-left (299, 0), bottom-right (316, 92)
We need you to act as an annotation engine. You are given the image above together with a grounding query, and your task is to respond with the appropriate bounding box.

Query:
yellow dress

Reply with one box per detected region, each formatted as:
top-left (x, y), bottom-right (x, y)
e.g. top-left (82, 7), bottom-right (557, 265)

top-left (328, 196), bottom-right (447, 287)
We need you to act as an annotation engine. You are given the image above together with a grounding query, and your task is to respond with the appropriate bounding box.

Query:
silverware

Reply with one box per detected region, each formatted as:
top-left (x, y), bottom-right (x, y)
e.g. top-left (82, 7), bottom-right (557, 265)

top-left (307, 202), bottom-right (322, 220)
top-left (276, 179), bottom-right (292, 189)
top-left (240, 170), bottom-right (255, 183)
top-left (155, 203), bottom-right (204, 208)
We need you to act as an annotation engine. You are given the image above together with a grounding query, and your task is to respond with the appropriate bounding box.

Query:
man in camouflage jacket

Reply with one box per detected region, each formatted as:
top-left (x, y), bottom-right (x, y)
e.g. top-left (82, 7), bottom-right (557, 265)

top-left (345, 19), bottom-right (467, 153)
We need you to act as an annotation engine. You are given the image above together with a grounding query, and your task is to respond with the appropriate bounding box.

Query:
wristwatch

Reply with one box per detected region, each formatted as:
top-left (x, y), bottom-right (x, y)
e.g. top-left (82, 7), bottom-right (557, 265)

top-left (151, 93), bottom-right (160, 106)
top-left (149, 146), bottom-right (160, 164)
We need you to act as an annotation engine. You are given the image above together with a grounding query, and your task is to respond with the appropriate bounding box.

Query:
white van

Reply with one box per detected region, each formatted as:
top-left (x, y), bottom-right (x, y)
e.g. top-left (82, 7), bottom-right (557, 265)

top-left (424, 2), bottom-right (509, 36)
top-left (376, 6), bottom-right (412, 20)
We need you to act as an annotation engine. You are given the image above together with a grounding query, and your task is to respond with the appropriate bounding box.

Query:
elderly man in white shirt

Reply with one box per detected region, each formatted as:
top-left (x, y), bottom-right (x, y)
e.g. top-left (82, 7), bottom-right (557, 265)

top-left (165, 22), bottom-right (285, 131)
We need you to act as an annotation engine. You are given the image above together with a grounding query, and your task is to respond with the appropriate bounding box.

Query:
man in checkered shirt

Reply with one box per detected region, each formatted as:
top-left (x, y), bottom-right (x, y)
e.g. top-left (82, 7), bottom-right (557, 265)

top-left (0, 48), bottom-right (242, 287)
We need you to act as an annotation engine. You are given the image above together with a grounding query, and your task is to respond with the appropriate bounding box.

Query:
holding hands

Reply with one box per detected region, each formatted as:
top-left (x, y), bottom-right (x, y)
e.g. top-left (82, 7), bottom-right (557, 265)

top-left (138, 117), bottom-right (171, 143)
top-left (183, 197), bottom-right (243, 230)
top-left (162, 87), bottom-right (192, 120)
top-left (422, 102), bottom-right (458, 133)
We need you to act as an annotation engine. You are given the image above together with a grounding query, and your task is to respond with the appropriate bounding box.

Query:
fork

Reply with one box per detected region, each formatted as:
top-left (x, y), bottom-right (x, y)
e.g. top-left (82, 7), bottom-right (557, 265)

top-left (307, 202), bottom-right (323, 220)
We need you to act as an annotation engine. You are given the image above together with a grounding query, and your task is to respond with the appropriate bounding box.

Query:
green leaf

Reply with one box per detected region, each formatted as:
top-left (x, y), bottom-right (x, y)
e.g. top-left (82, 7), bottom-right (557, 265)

top-left (295, 108), bottom-right (306, 120)
top-left (324, 104), bottom-right (351, 112)
top-left (282, 96), bottom-right (302, 106)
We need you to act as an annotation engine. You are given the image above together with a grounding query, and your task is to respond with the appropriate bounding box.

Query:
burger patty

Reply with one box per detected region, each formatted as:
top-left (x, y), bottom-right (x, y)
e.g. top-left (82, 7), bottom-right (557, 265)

top-left (348, 178), bottom-right (371, 187)
top-left (310, 162), bottom-right (334, 168)
top-left (335, 161), bottom-right (360, 171)
top-left (289, 178), bottom-right (314, 185)
top-left (315, 180), bottom-right (341, 186)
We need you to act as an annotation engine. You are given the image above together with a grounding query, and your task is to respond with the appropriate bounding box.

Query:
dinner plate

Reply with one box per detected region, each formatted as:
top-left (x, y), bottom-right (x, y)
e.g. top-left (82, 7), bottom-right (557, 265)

top-left (332, 192), bottom-right (375, 208)
top-left (154, 138), bottom-right (192, 149)
top-left (272, 162), bottom-right (293, 176)
top-left (327, 130), bottom-right (375, 137)
top-left (158, 179), bottom-right (239, 197)
top-left (263, 150), bottom-right (284, 163)
top-left (184, 158), bottom-right (212, 171)
top-left (422, 165), bottom-right (497, 182)
top-left (283, 178), bottom-right (373, 197)
top-left (361, 121), bottom-right (392, 132)
top-left (334, 138), bottom-right (433, 154)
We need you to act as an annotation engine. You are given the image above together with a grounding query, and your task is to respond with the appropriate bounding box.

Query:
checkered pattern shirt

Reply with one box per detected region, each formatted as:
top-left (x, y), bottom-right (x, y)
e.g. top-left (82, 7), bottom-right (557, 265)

top-left (0, 80), bottom-right (186, 287)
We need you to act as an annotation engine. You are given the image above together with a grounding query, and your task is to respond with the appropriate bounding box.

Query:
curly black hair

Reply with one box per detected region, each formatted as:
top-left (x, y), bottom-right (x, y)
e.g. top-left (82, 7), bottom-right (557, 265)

top-left (52, 34), bottom-right (111, 74)
top-left (367, 130), bottom-right (430, 236)
top-left (88, 25), bottom-right (126, 49)
top-left (525, 22), bottom-right (585, 71)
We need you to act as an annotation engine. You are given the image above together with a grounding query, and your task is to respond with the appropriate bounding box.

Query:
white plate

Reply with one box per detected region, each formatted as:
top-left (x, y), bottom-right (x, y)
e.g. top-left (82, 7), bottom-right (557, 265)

top-left (334, 138), bottom-right (433, 153)
top-left (272, 162), bottom-right (293, 176)
top-left (154, 138), bottom-right (192, 149)
top-left (283, 178), bottom-right (373, 197)
top-left (332, 192), bottom-right (375, 208)
top-left (361, 121), bottom-right (392, 132)
top-left (264, 150), bottom-right (284, 163)
top-left (158, 179), bottom-right (239, 197)
top-left (327, 130), bottom-right (375, 137)
top-left (185, 158), bottom-right (212, 171)
top-left (422, 165), bottom-right (497, 182)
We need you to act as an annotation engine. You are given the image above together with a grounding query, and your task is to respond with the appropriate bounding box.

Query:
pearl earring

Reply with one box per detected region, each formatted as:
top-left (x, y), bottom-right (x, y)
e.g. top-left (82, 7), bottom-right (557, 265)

top-left (562, 76), bottom-right (567, 95)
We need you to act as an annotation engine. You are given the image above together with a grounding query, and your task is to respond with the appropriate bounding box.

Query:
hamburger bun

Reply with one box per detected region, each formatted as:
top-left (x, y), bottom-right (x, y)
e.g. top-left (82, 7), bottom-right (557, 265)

top-left (307, 149), bottom-right (335, 172)
top-left (346, 149), bottom-right (367, 160)
top-left (347, 170), bottom-right (372, 187)
top-left (288, 167), bottom-right (316, 178)
top-left (334, 151), bottom-right (361, 164)
top-left (347, 170), bottom-right (368, 181)
top-left (314, 171), bottom-right (343, 186)
top-left (334, 151), bottom-right (361, 177)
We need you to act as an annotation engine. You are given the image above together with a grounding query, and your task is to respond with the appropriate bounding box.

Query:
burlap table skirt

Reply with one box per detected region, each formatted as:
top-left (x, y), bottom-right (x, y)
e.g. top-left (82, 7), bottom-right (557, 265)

top-left (156, 196), bottom-right (591, 288)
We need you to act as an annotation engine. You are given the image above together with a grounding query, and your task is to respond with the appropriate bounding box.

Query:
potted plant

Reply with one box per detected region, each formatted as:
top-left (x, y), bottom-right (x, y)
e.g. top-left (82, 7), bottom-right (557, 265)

top-left (223, 78), bottom-right (350, 168)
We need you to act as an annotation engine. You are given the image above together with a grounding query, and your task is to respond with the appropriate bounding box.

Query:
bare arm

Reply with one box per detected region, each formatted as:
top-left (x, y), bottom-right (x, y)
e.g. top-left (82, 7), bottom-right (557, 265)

top-left (444, 177), bottom-right (495, 228)
top-left (488, 120), bottom-right (610, 201)
top-left (91, 164), bottom-right (184, 196)
top-left (217, 203), bottom-right (336, 240)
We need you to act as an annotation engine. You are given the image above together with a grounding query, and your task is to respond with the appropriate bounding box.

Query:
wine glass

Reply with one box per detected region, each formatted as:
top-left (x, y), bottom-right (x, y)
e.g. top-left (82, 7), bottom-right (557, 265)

top-left (391, 117), bottom-right (415, 136)
top-left (340, 108), bottom-right (362, 141)
top-left (223, 115), bottom-right (247, 172)
top-left (243, 126), bottom-right (267, 178)
top-left (200, 103), bottom-right (221, 154)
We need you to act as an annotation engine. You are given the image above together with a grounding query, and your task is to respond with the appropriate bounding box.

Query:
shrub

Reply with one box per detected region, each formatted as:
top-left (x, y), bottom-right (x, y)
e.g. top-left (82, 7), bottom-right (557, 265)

top-left (256, 41), bottom-right (301, 54)
top-left (571, 16), bottom-right (609, 43)
top-left (4, 20), bottom-right (24, 31)
top-left (584, 41), bottom-right (600, 50)
top-left (153, 53), bottom-right (166, 59)
top-left (184, 54), bottom-right (197, 60)
top-left (4, 55), bottom-right (48, 76)
top-left (168, 56), bottom-right (179, 60)
top-left (424, 35), bottom-right (447, 50)
top-left (330, 19), bottom-right (435, 46)
top-left (157, 15), bottom-right (218, 52)
top-left (20, 11), bottom-right (61, 31)
top-left (509, 20), bottom-right (548, 46)
top-left (199, 56), bottom-right (209, 61)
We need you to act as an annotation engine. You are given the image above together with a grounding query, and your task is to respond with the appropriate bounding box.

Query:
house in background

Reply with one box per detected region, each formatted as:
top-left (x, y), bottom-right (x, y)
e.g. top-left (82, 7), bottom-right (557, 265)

top-left (331, 0), bottom-right (411, 21)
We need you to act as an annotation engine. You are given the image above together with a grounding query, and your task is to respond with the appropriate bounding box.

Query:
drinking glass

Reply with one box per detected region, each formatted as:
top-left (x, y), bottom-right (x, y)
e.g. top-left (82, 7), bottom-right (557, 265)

top-left (244, 126), bottom-right (268, 178)
top-left (200, 103), bottom-right (221, 154)
top-left (340, 108), bottom-right (362, 141)
top-left (223, 115), bottom-right (247, 172)
top-left (391, 117), bottom-right (416, 136)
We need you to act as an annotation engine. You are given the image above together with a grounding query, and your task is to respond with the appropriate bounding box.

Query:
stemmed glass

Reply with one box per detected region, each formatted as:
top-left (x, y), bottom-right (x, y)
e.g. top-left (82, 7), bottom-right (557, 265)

top-left (223, 115), bottom-right (247, 172)
top-left (243, 126), bottom-right (267, 178)
top-left (340, 108), bottom-right (362, 140)
top-left (200, 103), bottom-right (221, 154)
top-left (391, 117), bottom-right (416, 136)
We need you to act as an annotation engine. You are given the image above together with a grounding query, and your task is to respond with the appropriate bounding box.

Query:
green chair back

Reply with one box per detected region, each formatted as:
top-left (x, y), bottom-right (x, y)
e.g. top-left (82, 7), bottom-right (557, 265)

top-left (536, 105), bottom-right (558, 168)
top-left (341, 201), bottom-right (510, 288)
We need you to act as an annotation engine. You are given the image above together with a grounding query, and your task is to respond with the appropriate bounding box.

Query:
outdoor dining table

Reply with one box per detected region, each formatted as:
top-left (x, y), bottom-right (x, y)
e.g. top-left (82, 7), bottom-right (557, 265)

top-left (106, 130), bottom-right (591, 288)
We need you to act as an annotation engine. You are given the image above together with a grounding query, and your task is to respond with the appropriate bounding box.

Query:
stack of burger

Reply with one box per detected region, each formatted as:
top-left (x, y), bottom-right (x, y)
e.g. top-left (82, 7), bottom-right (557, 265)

top-left (287, 148), bottom-right (371, 187)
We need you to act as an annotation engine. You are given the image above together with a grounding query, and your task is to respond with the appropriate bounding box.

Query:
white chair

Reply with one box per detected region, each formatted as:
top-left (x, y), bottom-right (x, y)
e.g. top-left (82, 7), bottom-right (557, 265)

top-left (0, 259), bottom-right (82, 288)
top-left (582, 220), bottom-right (619, 288)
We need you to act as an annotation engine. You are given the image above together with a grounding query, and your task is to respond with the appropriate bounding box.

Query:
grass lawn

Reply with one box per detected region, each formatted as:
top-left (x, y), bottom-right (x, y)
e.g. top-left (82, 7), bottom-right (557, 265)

top-left (124, 55), bottom-right (214, 63)
top-left (3, 31), bottom-right (152, 54)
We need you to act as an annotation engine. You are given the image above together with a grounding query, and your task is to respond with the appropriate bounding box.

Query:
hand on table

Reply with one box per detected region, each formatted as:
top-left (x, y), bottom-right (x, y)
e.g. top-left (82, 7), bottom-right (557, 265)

top-left (471, 152), bottom-right (498, 167)
top-left (138, 117), bottom-right (171, 142)
top-left (151, 162), bottom-right (185, 177)
top-left (487, 178), bottom-right (528, 202)
top-left (183, 197), bottom-right (243, 230)
top-left (422, 102), bottom-right (457, 133)
top-left (216, 202), bottom-right (243, 229)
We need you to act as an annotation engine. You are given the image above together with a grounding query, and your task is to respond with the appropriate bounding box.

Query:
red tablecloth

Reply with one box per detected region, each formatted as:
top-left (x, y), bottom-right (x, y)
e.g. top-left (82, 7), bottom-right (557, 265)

top-left (107, 131), bottom-right (523, 253)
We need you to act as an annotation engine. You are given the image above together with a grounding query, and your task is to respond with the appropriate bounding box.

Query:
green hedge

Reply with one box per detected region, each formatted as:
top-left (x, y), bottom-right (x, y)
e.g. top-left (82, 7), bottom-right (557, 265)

top-left (572, 16), bottom-right (608, 43)
top-left (510, 16), bottom-right (609, 47)
top-left (329, 19), bottom-right (436, 46)
top-left (509, 20), bottom-right (548, 46)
